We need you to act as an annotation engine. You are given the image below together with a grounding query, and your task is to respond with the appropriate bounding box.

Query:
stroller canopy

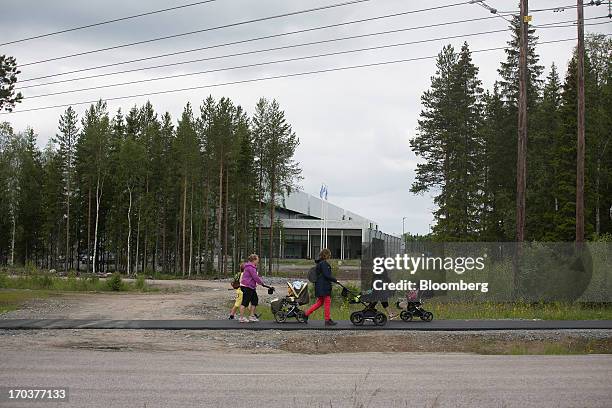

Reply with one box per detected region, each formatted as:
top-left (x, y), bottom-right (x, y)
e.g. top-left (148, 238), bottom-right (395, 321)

top-left (287, 281), bottom-right (309, 305)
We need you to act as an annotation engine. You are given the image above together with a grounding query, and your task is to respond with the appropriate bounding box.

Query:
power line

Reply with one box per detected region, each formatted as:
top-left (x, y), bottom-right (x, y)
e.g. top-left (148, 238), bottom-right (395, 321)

top-left (0, 0), bottom-right (218, 47)
top-left (20, 0), bottom-right (450, 67)
top-left (534, 18), bottom-right (609, 28)
top-left (19, 15), bottom-right (606, 91)
top-left (4, 36), bottom-right (604, 115)
top-left (22, 28), bottom-right (511, 99)
top-left (19, 10), bottom-right (509, 84)
top-left (19, 17), bottom-right (519, 90)
top-left (17, 2), bottom-right (598, 73)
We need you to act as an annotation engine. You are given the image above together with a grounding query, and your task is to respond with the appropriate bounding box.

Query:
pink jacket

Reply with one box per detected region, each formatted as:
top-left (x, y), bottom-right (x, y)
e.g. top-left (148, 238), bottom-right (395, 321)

top-left (240, 262), bottom-right (264, 289)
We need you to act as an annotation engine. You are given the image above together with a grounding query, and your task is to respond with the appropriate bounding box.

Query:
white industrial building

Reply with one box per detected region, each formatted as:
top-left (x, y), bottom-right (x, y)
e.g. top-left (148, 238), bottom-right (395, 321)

top-left (262, 190), bottom-right (401, 260)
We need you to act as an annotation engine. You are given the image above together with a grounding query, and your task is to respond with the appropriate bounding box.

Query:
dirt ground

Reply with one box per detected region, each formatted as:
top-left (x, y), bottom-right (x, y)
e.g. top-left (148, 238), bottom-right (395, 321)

top-left (0, 279), bottom-right (237, 320)
top-left (1, 279), bottom-right (612, 355)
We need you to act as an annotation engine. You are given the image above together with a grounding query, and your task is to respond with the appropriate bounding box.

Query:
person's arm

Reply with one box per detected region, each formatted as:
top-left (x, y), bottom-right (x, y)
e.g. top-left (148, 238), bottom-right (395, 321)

top-left (321, 261), bottom-right (337, 283)
top-left (249, 265), bottom-right (264, 286)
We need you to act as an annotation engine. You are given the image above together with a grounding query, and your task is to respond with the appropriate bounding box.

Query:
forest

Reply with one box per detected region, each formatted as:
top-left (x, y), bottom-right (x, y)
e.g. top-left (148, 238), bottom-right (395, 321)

top-left (0, 96), bottom-right (301, 276)
top-left (411, 22), bottom-right (611, 242)
top-left (0, 19), bottom-right (610, 276)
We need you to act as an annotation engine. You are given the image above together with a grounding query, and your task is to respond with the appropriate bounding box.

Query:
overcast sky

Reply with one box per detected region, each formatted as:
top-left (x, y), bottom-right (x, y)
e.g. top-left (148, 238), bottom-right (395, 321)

top-left (1, 0), bottom-right (610, 236)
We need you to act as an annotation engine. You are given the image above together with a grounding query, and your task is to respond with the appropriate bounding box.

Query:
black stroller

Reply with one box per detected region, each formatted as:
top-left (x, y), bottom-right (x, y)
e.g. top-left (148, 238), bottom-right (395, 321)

top-left (270, 281), bottom-right (309, 323)
top-left (339, 283), bottom-right (388, 326)
top-left (396, 290), bottom-right (434, 322)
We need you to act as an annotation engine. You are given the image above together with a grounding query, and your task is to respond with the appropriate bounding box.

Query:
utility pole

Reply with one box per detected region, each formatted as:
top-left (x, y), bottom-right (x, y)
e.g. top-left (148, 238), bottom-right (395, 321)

top-left (514, 0), bottom-right (529, 297)
top-left (516, 0), bottom-right (529, 243)
top-left (576, 0), bottom-right (585, 244)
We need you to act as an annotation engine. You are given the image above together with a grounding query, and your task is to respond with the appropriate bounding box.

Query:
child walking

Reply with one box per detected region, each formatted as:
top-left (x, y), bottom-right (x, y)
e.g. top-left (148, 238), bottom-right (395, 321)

top-left (228, 263), bottom-right (245, 320)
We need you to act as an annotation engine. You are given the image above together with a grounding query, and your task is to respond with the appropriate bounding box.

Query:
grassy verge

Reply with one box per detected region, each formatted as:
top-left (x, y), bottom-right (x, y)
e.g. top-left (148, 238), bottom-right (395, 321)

top-left (0, 272), bottom-right (157, 293)
top-left (253, 295), bottom-right (612, 321)
top-left (0, 290), bottom-right (52, 314)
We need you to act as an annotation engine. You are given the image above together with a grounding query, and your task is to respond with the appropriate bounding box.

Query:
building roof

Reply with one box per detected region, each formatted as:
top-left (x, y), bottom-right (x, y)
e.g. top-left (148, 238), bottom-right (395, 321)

top-left (277, 190), bottom-right (378, 230)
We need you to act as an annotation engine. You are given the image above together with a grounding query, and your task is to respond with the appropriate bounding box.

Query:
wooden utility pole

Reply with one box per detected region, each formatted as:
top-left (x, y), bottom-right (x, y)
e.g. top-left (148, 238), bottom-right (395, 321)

top-left (513, 0), bottom-right (529, 297)
top-left (576, 0), bottom-right (586, 244)
top-left (516, 0), bottom-right (529, 243)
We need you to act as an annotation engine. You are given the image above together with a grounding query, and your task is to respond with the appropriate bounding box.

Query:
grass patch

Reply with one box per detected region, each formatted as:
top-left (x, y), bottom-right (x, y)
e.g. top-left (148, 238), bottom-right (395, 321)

top-left (428, 301), bottom-right (612, 320)
top-left (251, 290), bottom-right (612, 321)
top-left (0, 290), bottom-right (51, 314)
top-left (0, 272), bottom-right (157, 293)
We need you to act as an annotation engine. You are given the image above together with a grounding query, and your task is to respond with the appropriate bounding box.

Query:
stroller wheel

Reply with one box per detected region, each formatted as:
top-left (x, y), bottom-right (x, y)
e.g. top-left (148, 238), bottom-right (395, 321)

top-left (296, 310), bottom-right (306, 323)
top-left (350, 311), bottom-right (365, 326)
top-left (421, 311), bottom-right (434, 322)
top-left (274, 311), bottom-right (287, 323)
top-left (400, 310), bottom-right (413, 322)
top-left (374, 312), bottom-right (387, 326)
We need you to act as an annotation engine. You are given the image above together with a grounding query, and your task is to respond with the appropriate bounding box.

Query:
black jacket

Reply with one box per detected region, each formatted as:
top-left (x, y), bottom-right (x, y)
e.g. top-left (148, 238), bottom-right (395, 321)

top-left (314, 259), bottom-right (337, 297)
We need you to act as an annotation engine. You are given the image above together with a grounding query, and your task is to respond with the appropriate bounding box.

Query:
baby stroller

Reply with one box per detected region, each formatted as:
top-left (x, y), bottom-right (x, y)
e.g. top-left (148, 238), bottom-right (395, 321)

top-left (339, 283), bottom-right (388, 326)
top-left (396, 290), bottom-right (434, 322)
top-left (270, 281), bottom-right (310, 323)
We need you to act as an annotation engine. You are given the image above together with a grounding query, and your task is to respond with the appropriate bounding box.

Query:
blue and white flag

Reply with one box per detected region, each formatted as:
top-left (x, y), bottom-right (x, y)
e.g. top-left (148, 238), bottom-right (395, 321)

top-left (319, 184), bottom-right (328, 200)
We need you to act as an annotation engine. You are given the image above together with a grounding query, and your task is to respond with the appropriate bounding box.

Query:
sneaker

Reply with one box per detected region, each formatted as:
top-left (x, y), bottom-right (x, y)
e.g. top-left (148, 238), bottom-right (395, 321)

top-left (248, 315), bottom-right (259, 322)
top-left (228, 315), bottom-right (235, 320)
top-left (302, 314), bottom-right (309, 323)
top-left (239, 317), bottom-right (249, 323)
top-left (325, 319), bottom-right (337, 326)
top-left (254, 313), bottom-right (261, 319)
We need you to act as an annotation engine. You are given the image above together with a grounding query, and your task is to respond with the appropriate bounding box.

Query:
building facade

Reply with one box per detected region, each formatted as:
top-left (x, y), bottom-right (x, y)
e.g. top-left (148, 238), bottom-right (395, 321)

top-left (262, 190), bottom-right (401, 260)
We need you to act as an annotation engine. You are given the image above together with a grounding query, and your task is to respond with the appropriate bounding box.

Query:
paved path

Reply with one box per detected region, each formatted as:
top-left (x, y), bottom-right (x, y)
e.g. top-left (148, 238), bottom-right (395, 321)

top-left (1, 350), bottom-right (611, 407)
top-left (1, 319), bottom-right (612, 330)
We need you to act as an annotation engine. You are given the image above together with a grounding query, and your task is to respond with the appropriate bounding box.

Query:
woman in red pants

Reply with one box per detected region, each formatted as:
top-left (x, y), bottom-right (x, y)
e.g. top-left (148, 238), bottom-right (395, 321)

top-left (303, 248), bottom-right (338, 326)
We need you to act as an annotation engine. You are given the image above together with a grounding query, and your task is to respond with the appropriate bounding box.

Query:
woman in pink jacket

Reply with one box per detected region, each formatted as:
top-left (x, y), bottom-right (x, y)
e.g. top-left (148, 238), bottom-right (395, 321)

top-left (239, 254), bottom-right (268, 323)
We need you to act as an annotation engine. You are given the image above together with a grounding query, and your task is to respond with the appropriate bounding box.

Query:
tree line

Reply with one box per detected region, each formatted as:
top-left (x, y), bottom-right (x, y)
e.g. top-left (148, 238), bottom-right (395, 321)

top-left (0, 96), bottom-right (301, 275)
top-left (411, 20), bottom-right (612, 242)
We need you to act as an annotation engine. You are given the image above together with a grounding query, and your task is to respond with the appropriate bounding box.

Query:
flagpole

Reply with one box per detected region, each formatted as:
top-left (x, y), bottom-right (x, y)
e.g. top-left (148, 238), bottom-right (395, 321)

top-left (319, 198), bottom-right (325, 251)
top-left (324, 187), bottom-right (328, 248)
top-left (325, 199), bottom-right (328, 248)
top-left (320, 185), bottom-right (324, 252)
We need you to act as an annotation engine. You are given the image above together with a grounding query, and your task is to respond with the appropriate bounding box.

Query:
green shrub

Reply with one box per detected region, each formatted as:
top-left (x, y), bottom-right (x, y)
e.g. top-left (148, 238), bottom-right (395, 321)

top-left (0, 274), bottom-right (9, 288)
top-left (37, 274), bottom-right (53, 289)
top-left (107, 272), bottom-right (124, 291)
top-left (135, 274), bottom-right (146, 291)
top-left (24, 261), bottom-right (38, 275)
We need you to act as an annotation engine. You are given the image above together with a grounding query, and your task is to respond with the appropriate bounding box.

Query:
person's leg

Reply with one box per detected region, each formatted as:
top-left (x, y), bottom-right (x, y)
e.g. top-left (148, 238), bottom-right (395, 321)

top-left (248, 290), bottom-right (259, 321)
top-left (230, 291), bottom-right (242, 318)
top-left (381, 301), bottom-right (396, 318)
top-left (239, 287), bottom-right (251, 320)
top-left (323, 295), bottom-right (331, 321)
top-left (305, 296), bottom-right (324, 316)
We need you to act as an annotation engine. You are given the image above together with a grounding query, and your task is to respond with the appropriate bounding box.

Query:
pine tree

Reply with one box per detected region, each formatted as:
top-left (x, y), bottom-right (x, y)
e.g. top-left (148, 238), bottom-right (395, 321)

top-left (261, 99), bottom-right (302, 272)
top-left (527, 64), bottom-right (562, 240)
top-left (0, 122), bottom-right (17, 264)
top-left (481, 85), bottom-right (512, 241)
top-left (16, 128), bottom-right (43, 264)
top-left (78, 100), bottom-right (111, 274)
top-left (40, 141), bottom-right (64, 269)
top-left (585, 35), bottom-right (612, 236)
top-left (411, 43), bottom-right (484, 240)
top-left (55, 106), bottom-right (79, 272)
top-left (174, 103), bottom-right (199, 275)
top-left (0, 55), bottom-right (22, 112)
